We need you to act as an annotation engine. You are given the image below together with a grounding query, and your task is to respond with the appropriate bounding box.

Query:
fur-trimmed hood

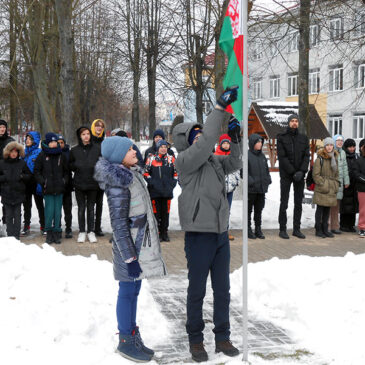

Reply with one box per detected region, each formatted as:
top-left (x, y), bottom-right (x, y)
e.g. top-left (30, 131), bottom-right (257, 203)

top-left (317, 148), bottom-right (339, 160)
top-left (94, 157), bottom-right (134, 189)
top-left (3, 141), bottom-right (25, 159)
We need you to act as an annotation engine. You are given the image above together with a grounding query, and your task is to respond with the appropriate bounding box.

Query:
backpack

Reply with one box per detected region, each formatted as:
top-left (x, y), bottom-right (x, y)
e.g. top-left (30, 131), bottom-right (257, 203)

top-left (306, 156), bottom-right (323, 191)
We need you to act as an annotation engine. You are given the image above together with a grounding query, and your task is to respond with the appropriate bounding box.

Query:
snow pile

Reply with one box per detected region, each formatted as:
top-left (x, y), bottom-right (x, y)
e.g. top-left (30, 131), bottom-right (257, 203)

top-left (0, 238), bottom-right (169, 365)
top-left (231, 253), bottom-right (365, 365)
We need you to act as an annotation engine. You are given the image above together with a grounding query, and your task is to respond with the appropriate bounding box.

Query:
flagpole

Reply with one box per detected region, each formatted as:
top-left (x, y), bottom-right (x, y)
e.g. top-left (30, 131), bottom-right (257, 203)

top-left (241, 0), bottom-right (249, 362)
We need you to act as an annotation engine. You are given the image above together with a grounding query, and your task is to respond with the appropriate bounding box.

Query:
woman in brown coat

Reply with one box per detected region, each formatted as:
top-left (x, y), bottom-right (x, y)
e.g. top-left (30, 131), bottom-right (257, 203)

top-left (313, 137), bottom-right (339, 238)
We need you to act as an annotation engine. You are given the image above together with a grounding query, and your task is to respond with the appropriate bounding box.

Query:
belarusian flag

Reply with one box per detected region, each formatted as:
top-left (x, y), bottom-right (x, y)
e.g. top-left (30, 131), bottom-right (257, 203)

top-left (219, 0), bottom-right (243, 121)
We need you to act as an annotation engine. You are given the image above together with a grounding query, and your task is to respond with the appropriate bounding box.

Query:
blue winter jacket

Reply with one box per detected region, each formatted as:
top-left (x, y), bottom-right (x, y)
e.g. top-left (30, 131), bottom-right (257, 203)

top-left (94, 158), bottom-right (167, 282)
top-left (23, 131), bottom-right (42, 195)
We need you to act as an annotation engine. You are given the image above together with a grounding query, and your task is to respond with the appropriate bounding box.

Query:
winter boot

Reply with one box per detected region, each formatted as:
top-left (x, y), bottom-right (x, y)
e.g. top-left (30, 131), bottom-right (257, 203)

top-left (279, 230), bottom-right (289, 239)
top-left (189, 342), bottom-right (208, 362)
top-left (116, 333), bottom-right (152, 362)
top-left (292, 228), bottom-right (306, 239)
top-left (215, 340), bottom-right (240, 357)
top-left (255, 226), bottom-right (265, 239)
top-left (95, 229), bottom-right (104, 237)
top-left (45, 231), bottom-right (54, 244)
top-left (322, 223), bottom-right (334, 238)
top-left (54, 231), bottom-right (62, 244)
top-left (161, 232), bottom-right (170, 242)
top-left (134, 327), bottom-right (154, 356)
top-left (248, 226), bottom-right (256, 239)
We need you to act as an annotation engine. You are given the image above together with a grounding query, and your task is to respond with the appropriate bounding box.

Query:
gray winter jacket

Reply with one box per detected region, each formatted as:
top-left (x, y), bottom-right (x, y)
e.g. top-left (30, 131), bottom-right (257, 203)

top-left (172, 109), bottom-right (242, 233)
top-left (94, 158), bottom-right (167, 282)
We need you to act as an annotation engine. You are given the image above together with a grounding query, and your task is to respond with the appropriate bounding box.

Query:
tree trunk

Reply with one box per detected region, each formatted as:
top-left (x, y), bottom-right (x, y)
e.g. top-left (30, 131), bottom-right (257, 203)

top-left (55, 0), bottom-right (76, 144)
top-left (147, 66), bottom-right (156, 134)
top-left (132, 74), bottom-right (140, 141)
top-left (9, 0), bottom-right (18, 135)
top-left (298, 0), bottom-right (310, 136)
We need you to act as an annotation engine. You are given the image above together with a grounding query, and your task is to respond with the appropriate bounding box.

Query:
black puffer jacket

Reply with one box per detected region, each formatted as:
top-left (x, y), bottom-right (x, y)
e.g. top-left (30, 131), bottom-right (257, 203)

top-left (69, 127), bottom-right (101, 191)
top-left (353, 141), bottom-right (365, 193)
top-left (277, 127), bottom-right (310, 178)
top-left (248, 134), bottom-right (272, 193)
top-left (341, 148), bottom-right (359, 214)
top-left (34, 142), bottom-right (69, 195)
top-left (0, 143), bottom-right (32, 205)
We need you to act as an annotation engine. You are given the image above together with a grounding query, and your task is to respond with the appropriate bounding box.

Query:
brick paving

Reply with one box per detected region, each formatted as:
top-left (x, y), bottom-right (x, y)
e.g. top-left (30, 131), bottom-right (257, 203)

top-left (21, 228), bottom-right (365, 363)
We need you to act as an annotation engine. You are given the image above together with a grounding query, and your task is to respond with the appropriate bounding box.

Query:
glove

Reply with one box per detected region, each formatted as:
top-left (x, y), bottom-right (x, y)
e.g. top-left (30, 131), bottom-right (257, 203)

top-left (217, 86), bottom-right (239, 109)
top-left (293, 171), bottom-right (304, 182)
top-left (228, 115), bottom-right (241, 143)
top-left (127, 260), bottom-right (143, 278)
top-left (36, 183), bottom-right (43, 196)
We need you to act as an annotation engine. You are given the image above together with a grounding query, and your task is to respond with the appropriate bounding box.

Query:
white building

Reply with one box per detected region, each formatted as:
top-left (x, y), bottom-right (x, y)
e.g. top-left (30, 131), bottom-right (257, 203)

top-left (249, 0), bottom-right (365, 141)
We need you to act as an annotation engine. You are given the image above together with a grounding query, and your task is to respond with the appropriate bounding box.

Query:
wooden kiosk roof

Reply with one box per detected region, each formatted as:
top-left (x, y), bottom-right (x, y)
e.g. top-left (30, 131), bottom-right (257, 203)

top-left (248, 101), bottom-right (330, 139)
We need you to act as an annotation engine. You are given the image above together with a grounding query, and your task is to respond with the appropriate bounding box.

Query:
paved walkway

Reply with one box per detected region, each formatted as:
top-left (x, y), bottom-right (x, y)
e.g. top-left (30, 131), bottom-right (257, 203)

top-left (21, 229), bottom-right (365, 363)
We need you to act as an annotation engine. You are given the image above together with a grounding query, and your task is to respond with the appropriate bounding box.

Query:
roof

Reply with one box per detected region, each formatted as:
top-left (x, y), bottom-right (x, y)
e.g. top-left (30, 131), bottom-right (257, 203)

top-left (250, 101), bottom-right (330, 139)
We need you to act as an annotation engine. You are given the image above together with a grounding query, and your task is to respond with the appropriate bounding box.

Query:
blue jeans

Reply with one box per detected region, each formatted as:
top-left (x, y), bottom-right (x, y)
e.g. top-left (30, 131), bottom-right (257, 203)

top-left (117, 280), bottom-right (142, 335)
top-left (184, 231), bottom-right (231, 344)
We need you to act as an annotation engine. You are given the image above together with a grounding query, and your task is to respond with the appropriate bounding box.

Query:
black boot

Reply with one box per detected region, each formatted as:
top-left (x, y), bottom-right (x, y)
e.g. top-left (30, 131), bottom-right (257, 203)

top-left (189, 342), bottom-right (208, 362)
top-left (215, 340), bottom-right (239, 357)
top-left (279, 229), bottom-right (289, 239)
top-left (292, 228), bottom-right (306, 239)
top-left (248, 226), bottom-right (256, 239)
top-left (45, 231), bottom-right (54, 244)
top-left (162, 232), bottom-right (170, 242)
top-left (65, 229), bottom-right (73, 238)
top-left (255, 226), bottom-right (265, 239)
top-left (54, 231), bottom-right (61, 244)
top-left (322, 222), bottom-right (334, 238)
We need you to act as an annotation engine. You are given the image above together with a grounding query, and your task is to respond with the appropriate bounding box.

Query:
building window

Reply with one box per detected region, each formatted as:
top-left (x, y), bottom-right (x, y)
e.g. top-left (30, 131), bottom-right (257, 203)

top-left (353, 115), bottom-right (365, 139)
top-left (287, 74), bottom-right (298, 96)
top-left (288, 31), bottom-right (299, 53)
top-left (253, 42), bottom-right (263, 60)
top-left (269, 40), bottom-right (279, 57)
top-left (355, 12), bottom-right (365, 36)
top-left (357, 64), bottom-right (365, 88)
top-left (309, 24), bottom-right (320, 47)
top-left (328, 115), bottom-right (343, 136)
top-left (309, 69), bottom-right (320, 94)
top-left (329, 67), bottom-right (343, 92)
top-left (330, 17), bottom-right (344, 40)
top-left (252, 80), bottom-right (262, 100)
top-left (270, 77), bottom-right (280, 98)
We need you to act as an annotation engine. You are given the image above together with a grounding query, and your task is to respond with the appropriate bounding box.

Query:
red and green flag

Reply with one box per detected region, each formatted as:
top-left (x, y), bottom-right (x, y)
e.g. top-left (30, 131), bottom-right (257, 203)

top-left (219, 0), bottom-right (244, 121)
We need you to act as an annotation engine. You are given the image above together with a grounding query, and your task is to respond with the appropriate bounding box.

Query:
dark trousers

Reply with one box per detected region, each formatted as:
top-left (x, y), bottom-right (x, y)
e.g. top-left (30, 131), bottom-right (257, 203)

top-left (278, 176), bottom-right (304, 230)
top-left (23, 189), bottom-right (45, 228)
top-left (248, 193), bottom-right (265, 228)
top-left (44, 194), bottom-right (63, 232)
top-left (61, 191), bottom-right (72, 231)
top-left (184, 231), bottom-right (231, 344)
top-left (340, 213), bottom-right (356, 229)
top-left (95, 189), bottom-right (104, 232)
top-left (116, 280), bottom-right (142, 335)
top-left (75, 189), bottom-right (97, 233)
top-left (2, 205), bottom-right (5, 224)
top-left (315, 205), bottom-right (330, 233)
top-left (152, 198), bottom-right (170, 235)
top-left (4, 203), bottom-right (21, 239)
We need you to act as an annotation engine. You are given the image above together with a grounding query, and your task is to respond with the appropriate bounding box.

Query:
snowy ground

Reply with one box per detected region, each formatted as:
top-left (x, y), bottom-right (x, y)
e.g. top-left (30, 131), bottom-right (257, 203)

top-left (1, 238), bottom-right (365, 365)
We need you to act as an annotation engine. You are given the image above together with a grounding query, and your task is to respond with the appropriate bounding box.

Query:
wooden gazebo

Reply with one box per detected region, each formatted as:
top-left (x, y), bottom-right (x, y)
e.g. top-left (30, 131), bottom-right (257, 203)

top-left (248, 101), bottom-right (330, 171)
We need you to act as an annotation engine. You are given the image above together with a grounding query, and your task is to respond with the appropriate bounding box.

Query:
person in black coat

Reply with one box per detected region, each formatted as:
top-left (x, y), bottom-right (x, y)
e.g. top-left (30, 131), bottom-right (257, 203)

top-left (57, 134), bottom-right (73, 238)
top-left (0, 142), bottom-right (31, 239)
top-left (340, 139), bottom-right (359, 232)
top-left (34, 133), bottom-right (68, 244)
top-left (0, 119), bottom-right (14, 229)
top-left (69, 126), bottom-right (101, 243)
top-left (248, 134), bottom-right (272, 239)
top-left (277, 114), bottom-right (310, 239)
top-left (143, 129), bottom-right (174, 163)
top-left (144, 139), bottom-right (178, 242)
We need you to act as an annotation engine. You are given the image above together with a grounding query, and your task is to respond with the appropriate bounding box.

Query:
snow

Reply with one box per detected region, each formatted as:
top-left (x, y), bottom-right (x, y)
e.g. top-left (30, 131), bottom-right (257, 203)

top-left (1, 237), bottom-right (365, 364)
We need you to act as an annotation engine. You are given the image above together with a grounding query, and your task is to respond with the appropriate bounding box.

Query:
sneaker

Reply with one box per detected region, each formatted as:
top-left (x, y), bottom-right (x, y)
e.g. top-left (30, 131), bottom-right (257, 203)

top-left (117, 333), bottom-right (152, 362)
top-left (189, 342), bottom-right (208, 362)
top-left (315, 230), bottom-right (326, 238)
top-left (323, 230), bottom-right (334, 238)
top-left (248, 227), bottom-right (256, 239)
top-left (359, 230), bottom-right (365, 237)
top-left (255, 227), bottom-right (265, 239)
top-left (40, 227), bottom-right (47, 236)
top-left (215, 340), bottom-right (239, 357)
top-left (87, 231), bottom-right (98, 243)
top-left (20, 226), bottom-right (30, 236)
top-left (65, 230), bottom-right (73, 239)
top-left (331, 229), bottom-right (342, 234)
top-left (77, 232), bottom-right (86, 243)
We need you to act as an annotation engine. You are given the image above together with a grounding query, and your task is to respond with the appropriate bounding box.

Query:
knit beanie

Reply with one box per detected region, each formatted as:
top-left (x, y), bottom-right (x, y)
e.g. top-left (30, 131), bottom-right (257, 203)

top-left (287, 114), bottom-right (299, 124)
top-left (188, 127), bottom-right (203, 145)
top-left (0, 119), bottom-right (7, 127)
top-left (56, 134), bottom-right (66, 142)
top-left (156, 139), bottom-right (168, 150)
top-left (219, 133), bottom-right (231, 146)
top-left (344, 138), bottom-right (356, 148)
top-left (116, 130), bottom-right (128, 138)
top-left (45, 132), bottom-right (58, 145)
top-left (323, 137), bottom-right (335, 147)
top-left (153, 129), bottom-right (165, 140)
top-left (101, 136), bottom-right (133, 164)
